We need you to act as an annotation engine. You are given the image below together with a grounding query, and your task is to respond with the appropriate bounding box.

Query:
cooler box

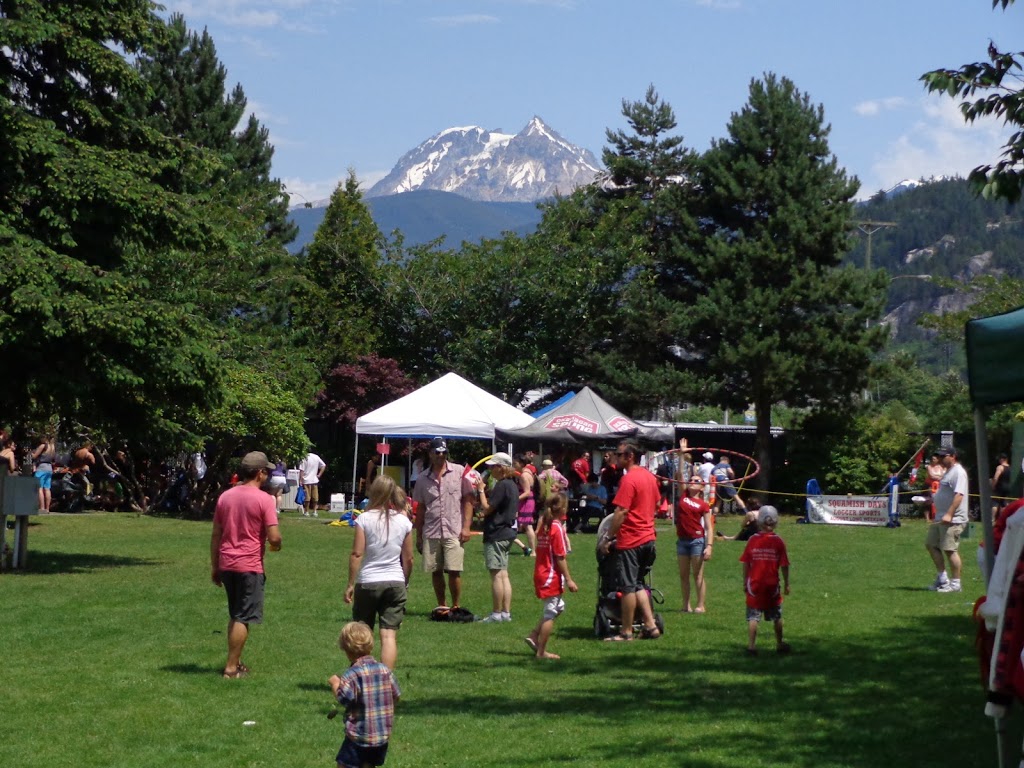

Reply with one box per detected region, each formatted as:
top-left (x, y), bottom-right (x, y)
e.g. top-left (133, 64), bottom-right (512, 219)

top-left (330, 493), bottom-right (346, 513)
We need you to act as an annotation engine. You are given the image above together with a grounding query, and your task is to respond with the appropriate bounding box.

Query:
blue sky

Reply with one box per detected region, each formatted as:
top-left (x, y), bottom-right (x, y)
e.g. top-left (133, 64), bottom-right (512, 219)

top-left (164, 0), bottom-right (1015, 204)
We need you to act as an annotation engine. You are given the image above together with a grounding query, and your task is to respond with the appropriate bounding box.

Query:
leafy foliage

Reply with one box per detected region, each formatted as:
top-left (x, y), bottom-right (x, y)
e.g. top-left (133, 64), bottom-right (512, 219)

top-left (316, 355), bottom-right (415, 429)
top-left (921, 0), bottom-right (1023, 202)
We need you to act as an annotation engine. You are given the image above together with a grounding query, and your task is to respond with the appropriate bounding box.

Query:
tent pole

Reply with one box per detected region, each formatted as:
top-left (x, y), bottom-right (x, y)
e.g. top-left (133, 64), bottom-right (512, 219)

top-left (351, 432), bottom-right (359, 509)
top-left (975, 407), bottom-right (996, 584)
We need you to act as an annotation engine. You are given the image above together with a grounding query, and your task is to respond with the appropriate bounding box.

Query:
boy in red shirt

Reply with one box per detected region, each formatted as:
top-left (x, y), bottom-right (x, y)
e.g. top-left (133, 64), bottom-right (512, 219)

top-left (525, 494), bottom-right (578, 659)
top-left (739, 505), bottom-right (791, 656)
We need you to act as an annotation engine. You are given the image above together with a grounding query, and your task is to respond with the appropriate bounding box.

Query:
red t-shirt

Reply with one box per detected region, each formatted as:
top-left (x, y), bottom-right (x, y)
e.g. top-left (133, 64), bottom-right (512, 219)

top-left (676, 494), bottom-right (711, 540)
top-left (739, 531), bottom-right (789, 610)
top-left (612, 466), bottom-right (659, 550)
top-left (572, 456), bottom-right (590, 484)
top-left (213, 484), bottom-right (279, 573)
top-left (534, 519), bottom-right (568, 599)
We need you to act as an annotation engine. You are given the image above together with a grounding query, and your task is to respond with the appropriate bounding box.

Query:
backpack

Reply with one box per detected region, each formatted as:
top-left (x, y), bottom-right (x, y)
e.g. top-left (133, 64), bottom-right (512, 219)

top-left (429, 606), bottom-right (475, 623)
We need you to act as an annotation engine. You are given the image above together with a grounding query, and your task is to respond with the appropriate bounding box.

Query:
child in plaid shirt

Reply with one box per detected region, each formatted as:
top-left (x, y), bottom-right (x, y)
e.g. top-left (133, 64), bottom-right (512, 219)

top-left (329, 622), bottom-right (401, 768)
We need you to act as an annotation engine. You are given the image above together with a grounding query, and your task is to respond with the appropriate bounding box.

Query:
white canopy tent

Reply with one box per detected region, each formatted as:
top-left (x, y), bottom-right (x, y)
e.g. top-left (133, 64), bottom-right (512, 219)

top-left (352, 372), bottom-right (535, 493)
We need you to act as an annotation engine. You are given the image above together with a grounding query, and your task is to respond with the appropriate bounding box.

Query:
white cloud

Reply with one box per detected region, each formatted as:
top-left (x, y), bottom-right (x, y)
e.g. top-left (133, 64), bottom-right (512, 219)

top-left (428, 14), bottom-right (500, 27)
top-left (282, 169), bottom-right (389, 206)
top-left (865, 94), bottom-right (1011, 194)
top-left (853, 96), bottom-right (906, 117)
top-left (164, 0), bottom-right (319, 29)
top-left (694, 0), bottom-right (742, 9)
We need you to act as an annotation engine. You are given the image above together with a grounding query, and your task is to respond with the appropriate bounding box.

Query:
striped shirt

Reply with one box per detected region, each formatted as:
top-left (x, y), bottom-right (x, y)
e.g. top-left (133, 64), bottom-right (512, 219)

top-left (335, 656), bottom-right (400, 747)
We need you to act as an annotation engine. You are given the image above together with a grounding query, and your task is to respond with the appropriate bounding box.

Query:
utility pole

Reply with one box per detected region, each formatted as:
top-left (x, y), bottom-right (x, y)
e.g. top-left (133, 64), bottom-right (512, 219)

top-left (855, 220), bottom-right (896, 270)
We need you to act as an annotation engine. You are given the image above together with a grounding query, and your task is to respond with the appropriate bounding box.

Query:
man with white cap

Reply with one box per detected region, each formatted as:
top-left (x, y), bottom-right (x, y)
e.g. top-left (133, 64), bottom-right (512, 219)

top-left (412, 437), bottom-right (476, 609)
top-left (475, 452), bottom-right (519, 622)
top-left (211, 451), bottom-right (282, 678)
top-left (926, 444), bottom-right (969, 593)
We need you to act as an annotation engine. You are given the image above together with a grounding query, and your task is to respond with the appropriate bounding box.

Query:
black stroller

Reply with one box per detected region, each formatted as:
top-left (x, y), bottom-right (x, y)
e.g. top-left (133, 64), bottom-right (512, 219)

top-left (592, 514), bottom-right (665, 638)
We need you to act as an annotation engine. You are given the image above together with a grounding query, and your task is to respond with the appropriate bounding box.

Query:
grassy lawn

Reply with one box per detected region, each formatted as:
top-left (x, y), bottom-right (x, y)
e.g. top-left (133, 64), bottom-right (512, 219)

top-left (0, 511), bottom-right (1010, 767)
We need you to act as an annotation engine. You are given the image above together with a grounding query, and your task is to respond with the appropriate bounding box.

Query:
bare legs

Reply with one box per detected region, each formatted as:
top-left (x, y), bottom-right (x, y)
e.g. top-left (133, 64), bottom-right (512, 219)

top-left (677, 555), bottom-right (707, 612)
top-left (38, 486), bottom-right (51, 513)
top-left (431, 570), bottom-right (462, 607)
top-left (489, 569), bottom-right (511, 614)
top-left (225, 619), bottom-right (248, 674)
top-left (527, 617), bottom-right (559, 659)
top-left (379, 628), bottom-right (397, 670)
top-left (620, 589), bottom-right (656, 638)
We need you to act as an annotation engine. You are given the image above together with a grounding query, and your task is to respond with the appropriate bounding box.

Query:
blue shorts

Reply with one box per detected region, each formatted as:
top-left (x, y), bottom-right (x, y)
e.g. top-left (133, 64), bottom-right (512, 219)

top-left (34, 470), bottom-right (52, 490)
top-left (676, 537), bottom-right (706, 557)
top-left (337, 738), bottom-right (389, 768)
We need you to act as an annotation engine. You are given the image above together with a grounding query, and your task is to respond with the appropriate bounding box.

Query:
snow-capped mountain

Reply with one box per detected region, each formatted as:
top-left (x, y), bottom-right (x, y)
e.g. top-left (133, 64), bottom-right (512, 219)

top-left (366, 117), bottom-right (601, 203)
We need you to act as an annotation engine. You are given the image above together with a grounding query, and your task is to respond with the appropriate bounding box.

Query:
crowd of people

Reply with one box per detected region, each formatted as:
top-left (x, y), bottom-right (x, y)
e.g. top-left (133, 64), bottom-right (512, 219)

top-left (208, 437), bottom-right (796, 768)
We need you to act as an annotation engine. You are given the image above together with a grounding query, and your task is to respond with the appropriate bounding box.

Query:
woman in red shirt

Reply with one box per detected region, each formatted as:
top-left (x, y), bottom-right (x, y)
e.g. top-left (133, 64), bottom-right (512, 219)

top-left (675, 477), bottom-right (714, 613)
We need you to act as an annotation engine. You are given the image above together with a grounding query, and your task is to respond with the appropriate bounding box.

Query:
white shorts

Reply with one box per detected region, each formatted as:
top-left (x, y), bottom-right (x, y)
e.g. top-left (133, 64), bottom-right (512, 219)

top-left (542, 596), bottom-right (565, 621)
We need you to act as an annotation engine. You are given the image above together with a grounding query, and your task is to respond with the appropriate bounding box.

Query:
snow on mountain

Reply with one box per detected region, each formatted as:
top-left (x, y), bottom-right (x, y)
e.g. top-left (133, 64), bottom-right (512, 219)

top-left (366, 117), bottom-right (601, 203)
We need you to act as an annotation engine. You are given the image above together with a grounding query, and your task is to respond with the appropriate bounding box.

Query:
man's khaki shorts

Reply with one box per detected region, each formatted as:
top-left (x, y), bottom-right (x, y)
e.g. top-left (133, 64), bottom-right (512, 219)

top-left (926, 521), bottom-right (965, 552)
top-left (423, 537), bottom-right (464, 573)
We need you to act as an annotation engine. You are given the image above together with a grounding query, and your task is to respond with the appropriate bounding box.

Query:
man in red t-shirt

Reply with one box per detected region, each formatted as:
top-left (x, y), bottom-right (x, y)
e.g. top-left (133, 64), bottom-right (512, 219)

top-left (211, 451), bottom-right (282, 678)
top-left (739, 506), bottom-right (790, 655)
top-left (602, 440), bottom-right (661, 641)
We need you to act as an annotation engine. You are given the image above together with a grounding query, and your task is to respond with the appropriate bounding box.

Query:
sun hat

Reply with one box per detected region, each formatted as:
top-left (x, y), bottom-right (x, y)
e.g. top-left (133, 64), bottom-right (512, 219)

top-left (485, 452), bottom-right (513, 468)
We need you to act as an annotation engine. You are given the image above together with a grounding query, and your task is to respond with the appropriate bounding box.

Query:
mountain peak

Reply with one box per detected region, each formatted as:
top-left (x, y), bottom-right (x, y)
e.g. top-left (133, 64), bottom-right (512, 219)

top-left (366, 118), bottom-right (600, 203)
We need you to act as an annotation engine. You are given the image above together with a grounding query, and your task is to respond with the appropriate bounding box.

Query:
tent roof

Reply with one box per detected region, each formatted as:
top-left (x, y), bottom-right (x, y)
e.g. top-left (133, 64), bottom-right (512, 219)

top-left (966, 305), bottom-right (1024, 407)
top-left (355, 372), bottom-right (534, 439)
top-left (499, 386), bottom-right (667, 444)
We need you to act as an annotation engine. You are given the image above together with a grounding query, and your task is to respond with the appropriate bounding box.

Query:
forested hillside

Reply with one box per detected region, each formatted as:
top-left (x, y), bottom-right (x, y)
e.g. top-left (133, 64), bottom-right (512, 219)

top-left (847, 178), bottom-right (1021, 280)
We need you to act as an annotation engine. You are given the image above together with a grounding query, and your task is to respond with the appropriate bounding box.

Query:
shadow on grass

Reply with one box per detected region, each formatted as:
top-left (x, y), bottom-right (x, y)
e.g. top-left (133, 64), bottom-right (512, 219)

top-left (161, 663), bottom-right (220, 676)
top-left (399, 612), bottom-right (988, 767)
top-left (18, 550), bottom-right (160, 575)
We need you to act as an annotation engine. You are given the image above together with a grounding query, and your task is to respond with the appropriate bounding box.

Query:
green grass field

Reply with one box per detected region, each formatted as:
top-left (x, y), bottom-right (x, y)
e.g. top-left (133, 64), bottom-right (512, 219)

top-left (0, 511), bottom-right (1012, 768)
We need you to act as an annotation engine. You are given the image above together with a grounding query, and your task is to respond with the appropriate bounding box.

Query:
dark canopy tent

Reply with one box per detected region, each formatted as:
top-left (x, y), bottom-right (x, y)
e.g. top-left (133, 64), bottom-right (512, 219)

top-left (966, 305), bottom-right (1024, 768)
top-left (498, 386), bottom-right (673, 446)
top-left (966, 305), bottom-right (1024, 580)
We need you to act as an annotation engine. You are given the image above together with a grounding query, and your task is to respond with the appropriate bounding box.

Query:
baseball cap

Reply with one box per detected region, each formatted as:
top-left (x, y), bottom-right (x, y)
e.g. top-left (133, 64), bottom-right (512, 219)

top-left (241, 451), bottom-right (275, 473)
top-left (702, 452), bottom-right (714, 460)
top-left (485, 452), bottom-right (513, 468)
top-left (430, 437), bottom-right (448, 454)
top-left (758, 505), bottom-right (780, 527)
top-left (934, 445), bottom-right (957, 457)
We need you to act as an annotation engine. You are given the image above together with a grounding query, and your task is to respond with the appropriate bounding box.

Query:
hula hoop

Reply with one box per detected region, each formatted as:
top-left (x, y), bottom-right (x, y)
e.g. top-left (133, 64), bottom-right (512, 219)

top-left (472, 455), bottom-right (494, 471)
top-left (650, 447), bottom-right (761, 486)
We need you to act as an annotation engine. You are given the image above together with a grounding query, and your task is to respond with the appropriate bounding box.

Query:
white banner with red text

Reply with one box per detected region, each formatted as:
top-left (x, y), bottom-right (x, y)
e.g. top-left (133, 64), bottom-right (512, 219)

top-left (806, 495), bottom-right (891, 526)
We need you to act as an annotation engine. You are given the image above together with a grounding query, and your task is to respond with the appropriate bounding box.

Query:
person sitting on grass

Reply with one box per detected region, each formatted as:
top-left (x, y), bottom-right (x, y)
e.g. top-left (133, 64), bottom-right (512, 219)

top-left (739, 505), bottom-right (791, 656)
top-left (717, 498), bottom-right (762, 542)
top-left (526, 494), bottom-right (578, 660)
top-left (329, 621), bottom-right (401, 768)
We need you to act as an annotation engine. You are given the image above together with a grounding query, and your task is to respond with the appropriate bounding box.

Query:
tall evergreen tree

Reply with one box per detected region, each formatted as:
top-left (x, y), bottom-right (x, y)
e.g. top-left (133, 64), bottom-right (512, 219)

top-left (0, 0), bottom-right (223, 438)
top-left (690, 73), bottom-right (887, 485)
top-left (127, 13), bottom-right (295, 245)
top-left (302, 171), bottom-right (386, 369)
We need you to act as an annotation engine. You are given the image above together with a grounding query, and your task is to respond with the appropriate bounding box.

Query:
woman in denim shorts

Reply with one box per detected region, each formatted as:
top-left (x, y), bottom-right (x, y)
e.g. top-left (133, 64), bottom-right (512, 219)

top-left (675, 477), bottom-right (714, 613)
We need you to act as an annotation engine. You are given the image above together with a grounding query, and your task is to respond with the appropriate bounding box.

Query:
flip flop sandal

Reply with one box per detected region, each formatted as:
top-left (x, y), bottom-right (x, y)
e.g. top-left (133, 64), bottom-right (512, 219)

top-left (222, 667), bottom-right (248, 679)
top-left (524, 637), bottom-right (538, 652)
top-left (603, 633), bottom-right (634, 642)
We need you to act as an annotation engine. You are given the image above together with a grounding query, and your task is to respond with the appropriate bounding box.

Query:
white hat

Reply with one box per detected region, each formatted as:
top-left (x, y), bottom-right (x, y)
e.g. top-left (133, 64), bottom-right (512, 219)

top-left (485, 452), bottom-right (513, 468)
top-left (702, 452), bottom-right (714, 460)
top-left (758, 506), bottom-right (780, 526)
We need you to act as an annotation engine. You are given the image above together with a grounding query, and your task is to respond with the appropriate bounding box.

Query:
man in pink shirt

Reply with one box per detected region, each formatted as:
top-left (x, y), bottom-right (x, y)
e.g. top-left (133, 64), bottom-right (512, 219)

top-left (412, 437), bottom-right (475, 609)
top-left (211, 451), bottom-right (282, 679)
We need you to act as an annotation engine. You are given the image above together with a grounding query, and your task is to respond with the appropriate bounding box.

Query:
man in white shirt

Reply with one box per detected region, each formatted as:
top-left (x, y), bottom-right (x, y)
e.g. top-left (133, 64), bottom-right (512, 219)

top-left (698, 452), bottom-right (715, 503)
top-left (299, 451), bottom-right (326, 517)
top-left (926, 445), bottom-right (969, 593)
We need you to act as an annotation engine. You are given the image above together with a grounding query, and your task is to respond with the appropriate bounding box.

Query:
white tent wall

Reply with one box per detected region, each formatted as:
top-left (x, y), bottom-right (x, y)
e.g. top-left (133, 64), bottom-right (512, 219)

top-left (350, 372), bottom-right (534, 499)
